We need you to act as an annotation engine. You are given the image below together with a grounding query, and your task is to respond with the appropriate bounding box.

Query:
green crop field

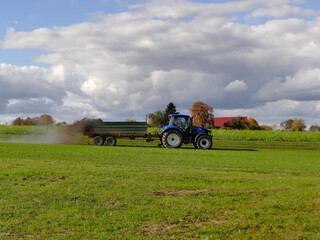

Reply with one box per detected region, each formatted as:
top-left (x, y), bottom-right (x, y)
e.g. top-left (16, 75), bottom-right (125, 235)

top-left (0, 127), bottom-right (320, 239)
top-left (0, 125), bottom-right (52, 135)
top-left (210, 129), bottom-right (320, 142)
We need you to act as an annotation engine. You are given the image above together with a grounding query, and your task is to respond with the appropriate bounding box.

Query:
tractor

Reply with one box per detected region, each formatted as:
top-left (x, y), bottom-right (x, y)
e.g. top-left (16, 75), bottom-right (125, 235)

top-left (161, 114), bottom-right (212, 149)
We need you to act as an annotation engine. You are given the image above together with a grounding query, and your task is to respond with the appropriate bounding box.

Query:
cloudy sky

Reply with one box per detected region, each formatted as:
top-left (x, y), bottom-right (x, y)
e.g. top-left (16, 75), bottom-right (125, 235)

top-left (1, 0), bottom-right (320, 126)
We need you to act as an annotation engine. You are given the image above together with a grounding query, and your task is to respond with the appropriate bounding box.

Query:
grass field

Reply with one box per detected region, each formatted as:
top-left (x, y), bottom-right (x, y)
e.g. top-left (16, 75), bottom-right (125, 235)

top-left (1, 135), bottom-right (320, 239)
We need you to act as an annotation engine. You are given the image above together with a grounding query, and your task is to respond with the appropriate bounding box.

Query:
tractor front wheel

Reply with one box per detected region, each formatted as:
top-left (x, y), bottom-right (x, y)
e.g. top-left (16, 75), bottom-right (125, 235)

top-left (162, 130), bottom-right (183, 148)
top-left (195, 135), bottom-right (212, 149)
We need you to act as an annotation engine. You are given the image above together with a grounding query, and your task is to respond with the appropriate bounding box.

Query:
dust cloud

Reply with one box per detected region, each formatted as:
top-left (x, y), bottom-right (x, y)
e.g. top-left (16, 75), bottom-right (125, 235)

top-left (0, 119), bottom-right (95, 145)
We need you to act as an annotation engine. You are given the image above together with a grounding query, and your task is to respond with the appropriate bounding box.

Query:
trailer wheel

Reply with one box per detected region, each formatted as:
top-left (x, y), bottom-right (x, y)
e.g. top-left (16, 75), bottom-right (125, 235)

top-left (93, 136), bottom-right (104, 146)
top-left (162, 129), bottom-right (183, 148)
top-left (105, 137), bottom-right (117, 146)
top-left (195, 135), bottom-right (212, 149)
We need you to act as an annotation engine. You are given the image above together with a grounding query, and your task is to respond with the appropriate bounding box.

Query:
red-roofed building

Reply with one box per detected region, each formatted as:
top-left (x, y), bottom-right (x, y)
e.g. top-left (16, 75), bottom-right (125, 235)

top-left (214, 117), bottom-right (248, 128)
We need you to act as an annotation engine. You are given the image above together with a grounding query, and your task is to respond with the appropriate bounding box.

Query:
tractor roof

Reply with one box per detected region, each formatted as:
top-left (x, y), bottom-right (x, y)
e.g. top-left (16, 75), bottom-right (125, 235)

top-left (169, 114), bottom-right (190, 118)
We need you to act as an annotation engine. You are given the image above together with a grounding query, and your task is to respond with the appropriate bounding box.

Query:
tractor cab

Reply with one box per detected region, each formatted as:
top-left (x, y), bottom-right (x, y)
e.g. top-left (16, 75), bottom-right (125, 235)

top-left (168, 114), bottom-right (192, 134)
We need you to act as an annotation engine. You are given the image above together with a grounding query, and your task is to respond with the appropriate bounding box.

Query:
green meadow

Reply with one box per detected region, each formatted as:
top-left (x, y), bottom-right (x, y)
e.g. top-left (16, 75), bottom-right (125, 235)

top-left (0, 127), bottom-right (320, 239)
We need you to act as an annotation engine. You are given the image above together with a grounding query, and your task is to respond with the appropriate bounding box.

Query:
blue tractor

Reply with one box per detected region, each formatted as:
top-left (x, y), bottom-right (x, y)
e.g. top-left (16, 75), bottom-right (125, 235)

top-left (160, 114), bottom-right (212, 149)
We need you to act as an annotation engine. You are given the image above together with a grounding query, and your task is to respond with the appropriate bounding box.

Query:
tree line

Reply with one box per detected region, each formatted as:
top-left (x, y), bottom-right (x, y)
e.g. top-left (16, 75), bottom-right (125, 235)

top-left (280, 119), bottom-right (320, 132)
top-left (12, 114), bottom-right (67, 126)
top-left (149, 101), bottom-right (320, 132)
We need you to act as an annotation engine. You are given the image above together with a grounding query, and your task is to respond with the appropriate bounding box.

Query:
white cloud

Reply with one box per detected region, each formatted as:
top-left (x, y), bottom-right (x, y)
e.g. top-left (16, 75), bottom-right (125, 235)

top-left (251, 4), bottom-right (317, 19)
top-left (225, 80), bottom-right (248, 93)
top-left (0, 0), bottom-right (320, 123)
top-left (253, 68), bottom-right (320, 102)
top-left (0, 63), bottom-right (80, 113)
top-left (216, 99), bottom-right (320, 126)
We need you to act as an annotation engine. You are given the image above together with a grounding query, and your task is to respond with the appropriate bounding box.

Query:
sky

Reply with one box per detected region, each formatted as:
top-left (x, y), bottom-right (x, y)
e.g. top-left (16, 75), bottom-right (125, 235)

top-left (0, 0), bottom-right (320, 126)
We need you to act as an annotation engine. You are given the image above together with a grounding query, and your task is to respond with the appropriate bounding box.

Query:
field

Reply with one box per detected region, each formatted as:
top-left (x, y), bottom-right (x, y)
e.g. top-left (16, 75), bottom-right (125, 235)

top-left (0, 127), bottom-right (320, 239)
top-left (0, 125), bottom-right (52, 135)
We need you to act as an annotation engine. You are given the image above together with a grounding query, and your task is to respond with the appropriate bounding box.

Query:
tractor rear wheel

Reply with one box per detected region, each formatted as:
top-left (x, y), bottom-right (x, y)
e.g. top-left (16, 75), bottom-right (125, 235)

top-left (162, 129), bottom-right (183, 148)
top-left (105, 136), bottom-right (117, 146)
top-left (93, 136), bottom-right (104, 146)
top-left (195, 135), bottom-right (212, 149)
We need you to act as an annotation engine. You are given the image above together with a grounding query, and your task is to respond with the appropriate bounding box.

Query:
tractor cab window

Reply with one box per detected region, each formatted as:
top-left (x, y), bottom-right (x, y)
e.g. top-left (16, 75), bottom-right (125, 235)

top-left (170, 116), bottom-right (188, 131)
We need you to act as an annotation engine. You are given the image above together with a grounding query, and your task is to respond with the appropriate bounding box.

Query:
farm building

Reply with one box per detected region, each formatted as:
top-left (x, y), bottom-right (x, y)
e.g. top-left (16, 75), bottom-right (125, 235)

top-left (214, 117), bottom-right (248, 128)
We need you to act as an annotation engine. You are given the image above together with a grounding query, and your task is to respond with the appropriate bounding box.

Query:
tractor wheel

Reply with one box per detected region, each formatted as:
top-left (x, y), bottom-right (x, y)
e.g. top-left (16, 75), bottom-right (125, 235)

top-left (195, 135), bottom-right (212, 149)
top-left (105, 136), bottom-right (117, 146)
top-left (93, 136), bottom-right (104, 146)
top-left (162, 129), bottom-right (183, 148)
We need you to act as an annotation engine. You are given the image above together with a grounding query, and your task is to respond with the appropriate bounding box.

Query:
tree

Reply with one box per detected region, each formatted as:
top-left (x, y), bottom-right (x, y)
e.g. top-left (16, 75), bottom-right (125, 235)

top-left (148, 110), bottom-right (166, 128)
top-left (39, 114), bottom-right (54, 125)
top-left (280, 119), bottom-right (294, 131)
top-left (163, 102), bottom-right (179, 125)
top-left (189, 101), bottom-right (214, 128)
top-left (56, 121), bottom-right (68, 126)
top-left (248, 118), bottom-right (259, 130)
top-left (260, 125), bottom-right (273, 131)
top-left (224, 117), bottom-right (248, 130)
top-left (24, 117), bottom-right (39, 126)
top-left (309, 124), bottom-right (320, 132)
top-left (149, 102), bottom-right (179, 127)
top-left (12, 117), bottom-right (23, 126)
top-left (292, 118), bottom-right (306, 131)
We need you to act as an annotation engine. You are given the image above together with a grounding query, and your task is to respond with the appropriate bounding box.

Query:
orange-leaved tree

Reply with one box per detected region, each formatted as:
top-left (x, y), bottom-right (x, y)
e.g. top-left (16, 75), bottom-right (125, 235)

top-left (189, 101), bottom-right (214, 128)
top-left (248, 117), bottom-right (260, 130)
top-left (39, 114), bottom-right (54, 125)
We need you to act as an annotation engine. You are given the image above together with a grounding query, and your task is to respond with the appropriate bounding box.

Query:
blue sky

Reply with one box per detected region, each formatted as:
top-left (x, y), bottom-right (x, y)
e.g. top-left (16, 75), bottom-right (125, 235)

top-left (0, 0), bottom-right (128, 31)
top-left (0, 0), bottom-right (130, 66)
top-left (0, 0), bottom-right (320, 126)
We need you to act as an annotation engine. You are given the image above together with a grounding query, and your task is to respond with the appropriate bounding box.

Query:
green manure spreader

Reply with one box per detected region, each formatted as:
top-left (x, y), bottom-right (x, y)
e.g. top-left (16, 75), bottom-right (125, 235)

top-left (83, 121), bottom-right (153, 146)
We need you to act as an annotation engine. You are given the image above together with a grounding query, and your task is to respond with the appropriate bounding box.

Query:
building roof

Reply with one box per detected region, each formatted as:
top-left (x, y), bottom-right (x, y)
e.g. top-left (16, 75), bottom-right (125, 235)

top-left (214, 117), bottom-right (248, 127)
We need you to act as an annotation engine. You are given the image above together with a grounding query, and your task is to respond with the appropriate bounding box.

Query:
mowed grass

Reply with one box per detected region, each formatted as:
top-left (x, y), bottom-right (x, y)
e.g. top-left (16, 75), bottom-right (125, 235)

top-left (1, 140), bottom-right (320, 239)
